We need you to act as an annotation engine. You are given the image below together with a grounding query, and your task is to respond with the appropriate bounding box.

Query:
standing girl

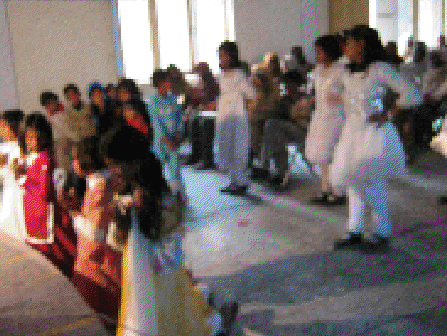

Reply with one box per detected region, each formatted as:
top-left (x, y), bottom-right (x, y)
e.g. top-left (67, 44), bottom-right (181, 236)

top-left (305, 34), bottom-right (346, 205)
top-left (148, 69), bottom-right (184, 195)
top-left (0, 110), bottom-right (25, 240)
top-left (216, 41), bottom-right (255, 195)
top-left (18, 113), bottom-right (77, 278)
top-left (331, 26), bottom-right (422, 253)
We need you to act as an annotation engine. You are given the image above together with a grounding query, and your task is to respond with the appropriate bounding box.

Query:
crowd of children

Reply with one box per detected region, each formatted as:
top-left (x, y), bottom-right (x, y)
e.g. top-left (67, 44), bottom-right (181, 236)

top-left (0, 25), bottom-right (435, 334)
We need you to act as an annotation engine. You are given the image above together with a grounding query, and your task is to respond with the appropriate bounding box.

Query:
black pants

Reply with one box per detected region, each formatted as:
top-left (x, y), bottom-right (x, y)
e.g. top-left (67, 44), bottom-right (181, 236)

top-left (189, 116), bottom-right (215, 165)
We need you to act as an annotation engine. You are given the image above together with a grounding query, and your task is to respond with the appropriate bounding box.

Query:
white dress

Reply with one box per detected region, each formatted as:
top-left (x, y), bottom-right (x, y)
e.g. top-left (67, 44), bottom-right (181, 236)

top-left (0, 141), bottom-right (25, 240)
top-left (305, 63), bottom-right (345, 164)
top-left (330, 62), bottom-right (423, 188)
top-left (216, 69), bottom-right (256, 172)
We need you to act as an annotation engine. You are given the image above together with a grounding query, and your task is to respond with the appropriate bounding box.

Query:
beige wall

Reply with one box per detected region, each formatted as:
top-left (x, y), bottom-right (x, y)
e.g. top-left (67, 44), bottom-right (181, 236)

top-left (329, 0), bottom-right (369, 33)
top-left (7, 0), bottom-right (118, 112)
top-left (234, 0), bottom-right (329, 65)
top-left (0, 0), bottom-right (19, 111)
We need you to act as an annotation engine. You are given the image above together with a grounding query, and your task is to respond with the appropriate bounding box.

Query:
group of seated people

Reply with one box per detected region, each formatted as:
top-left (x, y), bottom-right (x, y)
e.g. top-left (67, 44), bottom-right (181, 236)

top-left (0, 74), bottom-right (238, 335)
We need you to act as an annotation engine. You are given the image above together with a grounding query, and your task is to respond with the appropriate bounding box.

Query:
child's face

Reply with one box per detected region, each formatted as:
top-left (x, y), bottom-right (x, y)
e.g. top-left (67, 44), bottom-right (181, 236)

top-left (219, 50), bottom-right (231, 70)
top-left (45, 98), bottom-right (59, 113)
top-left (0, 120), bottom-right (12, 141)
top-left (65, 90), bottom-right (81, 107)
top-left (315, 45), bottom-right (327, 64)
top-left (118, 87), bottom-right (131, 103)
top-left (25, 128), bottom-right (39, 152)
top-left (91, 89), bottom-right (105, 106)
top-left (158, 79), bottom-right (171, 97)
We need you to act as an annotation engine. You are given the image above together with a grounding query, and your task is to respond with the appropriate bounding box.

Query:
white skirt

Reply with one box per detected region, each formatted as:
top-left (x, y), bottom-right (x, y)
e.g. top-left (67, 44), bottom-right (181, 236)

top-left (330, 119), bottom-right (406, 188)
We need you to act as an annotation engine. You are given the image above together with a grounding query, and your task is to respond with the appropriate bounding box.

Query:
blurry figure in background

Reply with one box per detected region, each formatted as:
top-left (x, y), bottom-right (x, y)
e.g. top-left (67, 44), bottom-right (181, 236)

top-left (167, 64), bottom-right (190, 98)
top-left (403, 35), bottom-right (415, 63)
top-left (40, 91), bottom-right (74, 173)
top-left (88, 82), bottom-right (118, 136)
top-left (283, 45), bottom-right (312, 75)
top-left (385, 41), bottom-right (403, 68)
top-left (117, 78), bottom-right (151, 139)
top-left (216, 41), bottom-right (256, 195)
top-left (63, 84), bottom-right (97, 141)
top-left (148, 69), bottom-right (184, 195)
top-left (256, 71), bottom-right (309, 188)
top-left (185, 62), bottom-right (220, 170)
top-left (400, 41), bottom-right (427, 91)
top-left (0, 110), bottom-right (25, 240)
top-left (70, 136), bottom-right (122, 326)
top-left (16, 113), bottom-right (77, 278)
top-left (305, 34), bottom-right (346, 205)
top-left (63, 83), bottom-right (97, 203)
top-left (106, 83), bottom-right (118, 101)
top-left (248, 71), bottom-right (280, 172)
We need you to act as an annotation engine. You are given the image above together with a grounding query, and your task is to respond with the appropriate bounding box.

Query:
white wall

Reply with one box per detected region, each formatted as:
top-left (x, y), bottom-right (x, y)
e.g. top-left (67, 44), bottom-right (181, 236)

top-left (0, 0), bottom-right (19, 111)
top-left (234, 0), bottom-right (329, 65)
top-left (7, 0), bottom-right (118, 112)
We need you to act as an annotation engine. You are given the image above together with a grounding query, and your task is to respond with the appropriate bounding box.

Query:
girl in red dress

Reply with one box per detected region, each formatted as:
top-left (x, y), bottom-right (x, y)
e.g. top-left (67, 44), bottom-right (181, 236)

top-left (17, 113), bottom-right (77, 278)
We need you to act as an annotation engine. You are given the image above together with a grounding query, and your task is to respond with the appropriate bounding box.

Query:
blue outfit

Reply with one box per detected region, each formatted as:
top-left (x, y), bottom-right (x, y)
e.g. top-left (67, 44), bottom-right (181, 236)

top-left (148, 93), bottom-right (183, 189)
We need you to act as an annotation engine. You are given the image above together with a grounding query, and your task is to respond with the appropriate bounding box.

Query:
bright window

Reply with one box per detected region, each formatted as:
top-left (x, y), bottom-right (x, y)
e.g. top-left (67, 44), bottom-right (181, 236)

top-left (117, 0), bottom-right (153, 84)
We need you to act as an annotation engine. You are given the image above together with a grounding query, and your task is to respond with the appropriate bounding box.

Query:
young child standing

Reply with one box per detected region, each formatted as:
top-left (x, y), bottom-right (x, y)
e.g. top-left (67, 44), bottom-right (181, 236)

top-left (216, 41), bottom-right (255, 195)
top-left (17, 113), bottom-right (77, 278)
top-left (148, 69), bottom-right (184, 194)
top-left (0, 110), bottom-right (25, 240)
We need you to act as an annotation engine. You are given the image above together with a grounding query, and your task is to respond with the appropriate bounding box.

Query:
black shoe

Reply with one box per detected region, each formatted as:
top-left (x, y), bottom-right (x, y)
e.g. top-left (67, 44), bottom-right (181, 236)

top-left (228, 185), bottom-right (248, 195)
top-left (251, 167), bottom-right (269, 180)
top-left (218, 301), bottom-right (239, 336)
top-left (310, 192), bottom-right (329, 204)
top-left (220, 184), bottom-right (238, 193)
top-left (360, 234), bottom-right (390, 254)
top-left (196, 161), bottom-right (216, 170)
top-left (334, 233), bottom-right (363, 250)
top-left (439, 196), bottom-right (447, 205)
top-left (326, 194), bottom-right (347, 206)
top-left (185, 157), bottom-right (199, 166)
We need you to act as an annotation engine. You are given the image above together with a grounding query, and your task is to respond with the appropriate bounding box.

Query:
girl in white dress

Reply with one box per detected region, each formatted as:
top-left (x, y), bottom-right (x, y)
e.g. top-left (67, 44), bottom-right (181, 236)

top-left (305, 34), bottom-right (346, 205)
top-left (331, 26), bottom-right (422, 253)
top-left (0, 110), bottom-right (25, 240)
top-left (216, 41), bottom-right (256, 195)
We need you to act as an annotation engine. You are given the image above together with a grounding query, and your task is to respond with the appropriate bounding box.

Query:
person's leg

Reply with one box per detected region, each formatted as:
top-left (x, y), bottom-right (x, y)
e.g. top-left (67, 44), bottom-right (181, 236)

top-left (186, 116), bottom-right (201, 165)
top-left (334, 185), bottom-right (365, 249)
top-left (168, 150), bottom-right (182, 194)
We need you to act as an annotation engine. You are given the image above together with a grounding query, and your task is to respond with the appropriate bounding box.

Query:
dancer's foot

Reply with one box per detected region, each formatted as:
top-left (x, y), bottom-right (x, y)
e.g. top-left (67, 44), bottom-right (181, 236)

top-left (310, 192), bottom-right (329, 204)
top-left (326, 194), bottom-right (347, 206)
top-left (334, 233), bottom-right (363, 250)
top-left (359, 234), bottom-right (390, 254)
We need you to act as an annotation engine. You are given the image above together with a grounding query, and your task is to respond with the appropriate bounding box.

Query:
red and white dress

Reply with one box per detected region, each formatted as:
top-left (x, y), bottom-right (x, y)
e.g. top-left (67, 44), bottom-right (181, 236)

top-left (22, 150), bottom-right (77, 278)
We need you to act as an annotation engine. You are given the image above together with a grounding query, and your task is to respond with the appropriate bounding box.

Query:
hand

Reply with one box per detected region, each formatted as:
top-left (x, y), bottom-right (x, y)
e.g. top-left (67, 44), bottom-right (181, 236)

top-left (163, 137), bottom-right (176, 151)
top-left (368, 112), bottom-right (389, 127)
top-left (123, 105), bottom-right (136, 121)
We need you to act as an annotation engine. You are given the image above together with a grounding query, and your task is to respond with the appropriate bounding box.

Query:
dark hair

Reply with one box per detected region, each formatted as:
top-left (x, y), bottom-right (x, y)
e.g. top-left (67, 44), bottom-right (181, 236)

top-left (88, 82), bottom-right (104, 98)
top-left (74, 136), bottom-right (105, 173)
top-left (24, 113), bottom-right (53, 151)
top-left (117, 78), bottom-right (142, 99)
top-left (151, 69), bottom-right (170, 88)
top-left (348, 25), bottom-right (386, 71)
top-left (253, 72), bottom-right (273, 97)
top-left (100, 125), bottom-right (168, 240)
top-left (282, 71), bottom-right (306, 86)
top-left (40, 91), bottom-right (58, 107)
top-left (63, 84), bottom-right (80, 96)
top-left (219, 41), bottom-right (240, 69)
top-left (1, 109), bottom-right (24, 139)
top-left (315, 34), bottom-right (342, 62)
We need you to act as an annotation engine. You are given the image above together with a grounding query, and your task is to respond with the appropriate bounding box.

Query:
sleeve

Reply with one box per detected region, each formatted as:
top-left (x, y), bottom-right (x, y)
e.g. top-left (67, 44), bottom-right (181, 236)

top-left (378, 62), bottom-right (423, 108)
top-left (173, 98), bottom-right (184, 134)
top-left (148, 98), bottom-right (167, 138)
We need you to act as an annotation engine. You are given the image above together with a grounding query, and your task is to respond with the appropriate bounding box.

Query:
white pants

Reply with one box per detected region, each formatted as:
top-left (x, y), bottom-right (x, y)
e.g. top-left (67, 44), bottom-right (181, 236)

top-left (347, 178), bottom-right (391, 237)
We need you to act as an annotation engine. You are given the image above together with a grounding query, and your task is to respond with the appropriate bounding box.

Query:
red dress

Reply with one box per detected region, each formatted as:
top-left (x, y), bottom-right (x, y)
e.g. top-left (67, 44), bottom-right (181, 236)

top-left (71, 171), bottom-right (122, 320)
top-left (23, 150), bottom-right (77, 278)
